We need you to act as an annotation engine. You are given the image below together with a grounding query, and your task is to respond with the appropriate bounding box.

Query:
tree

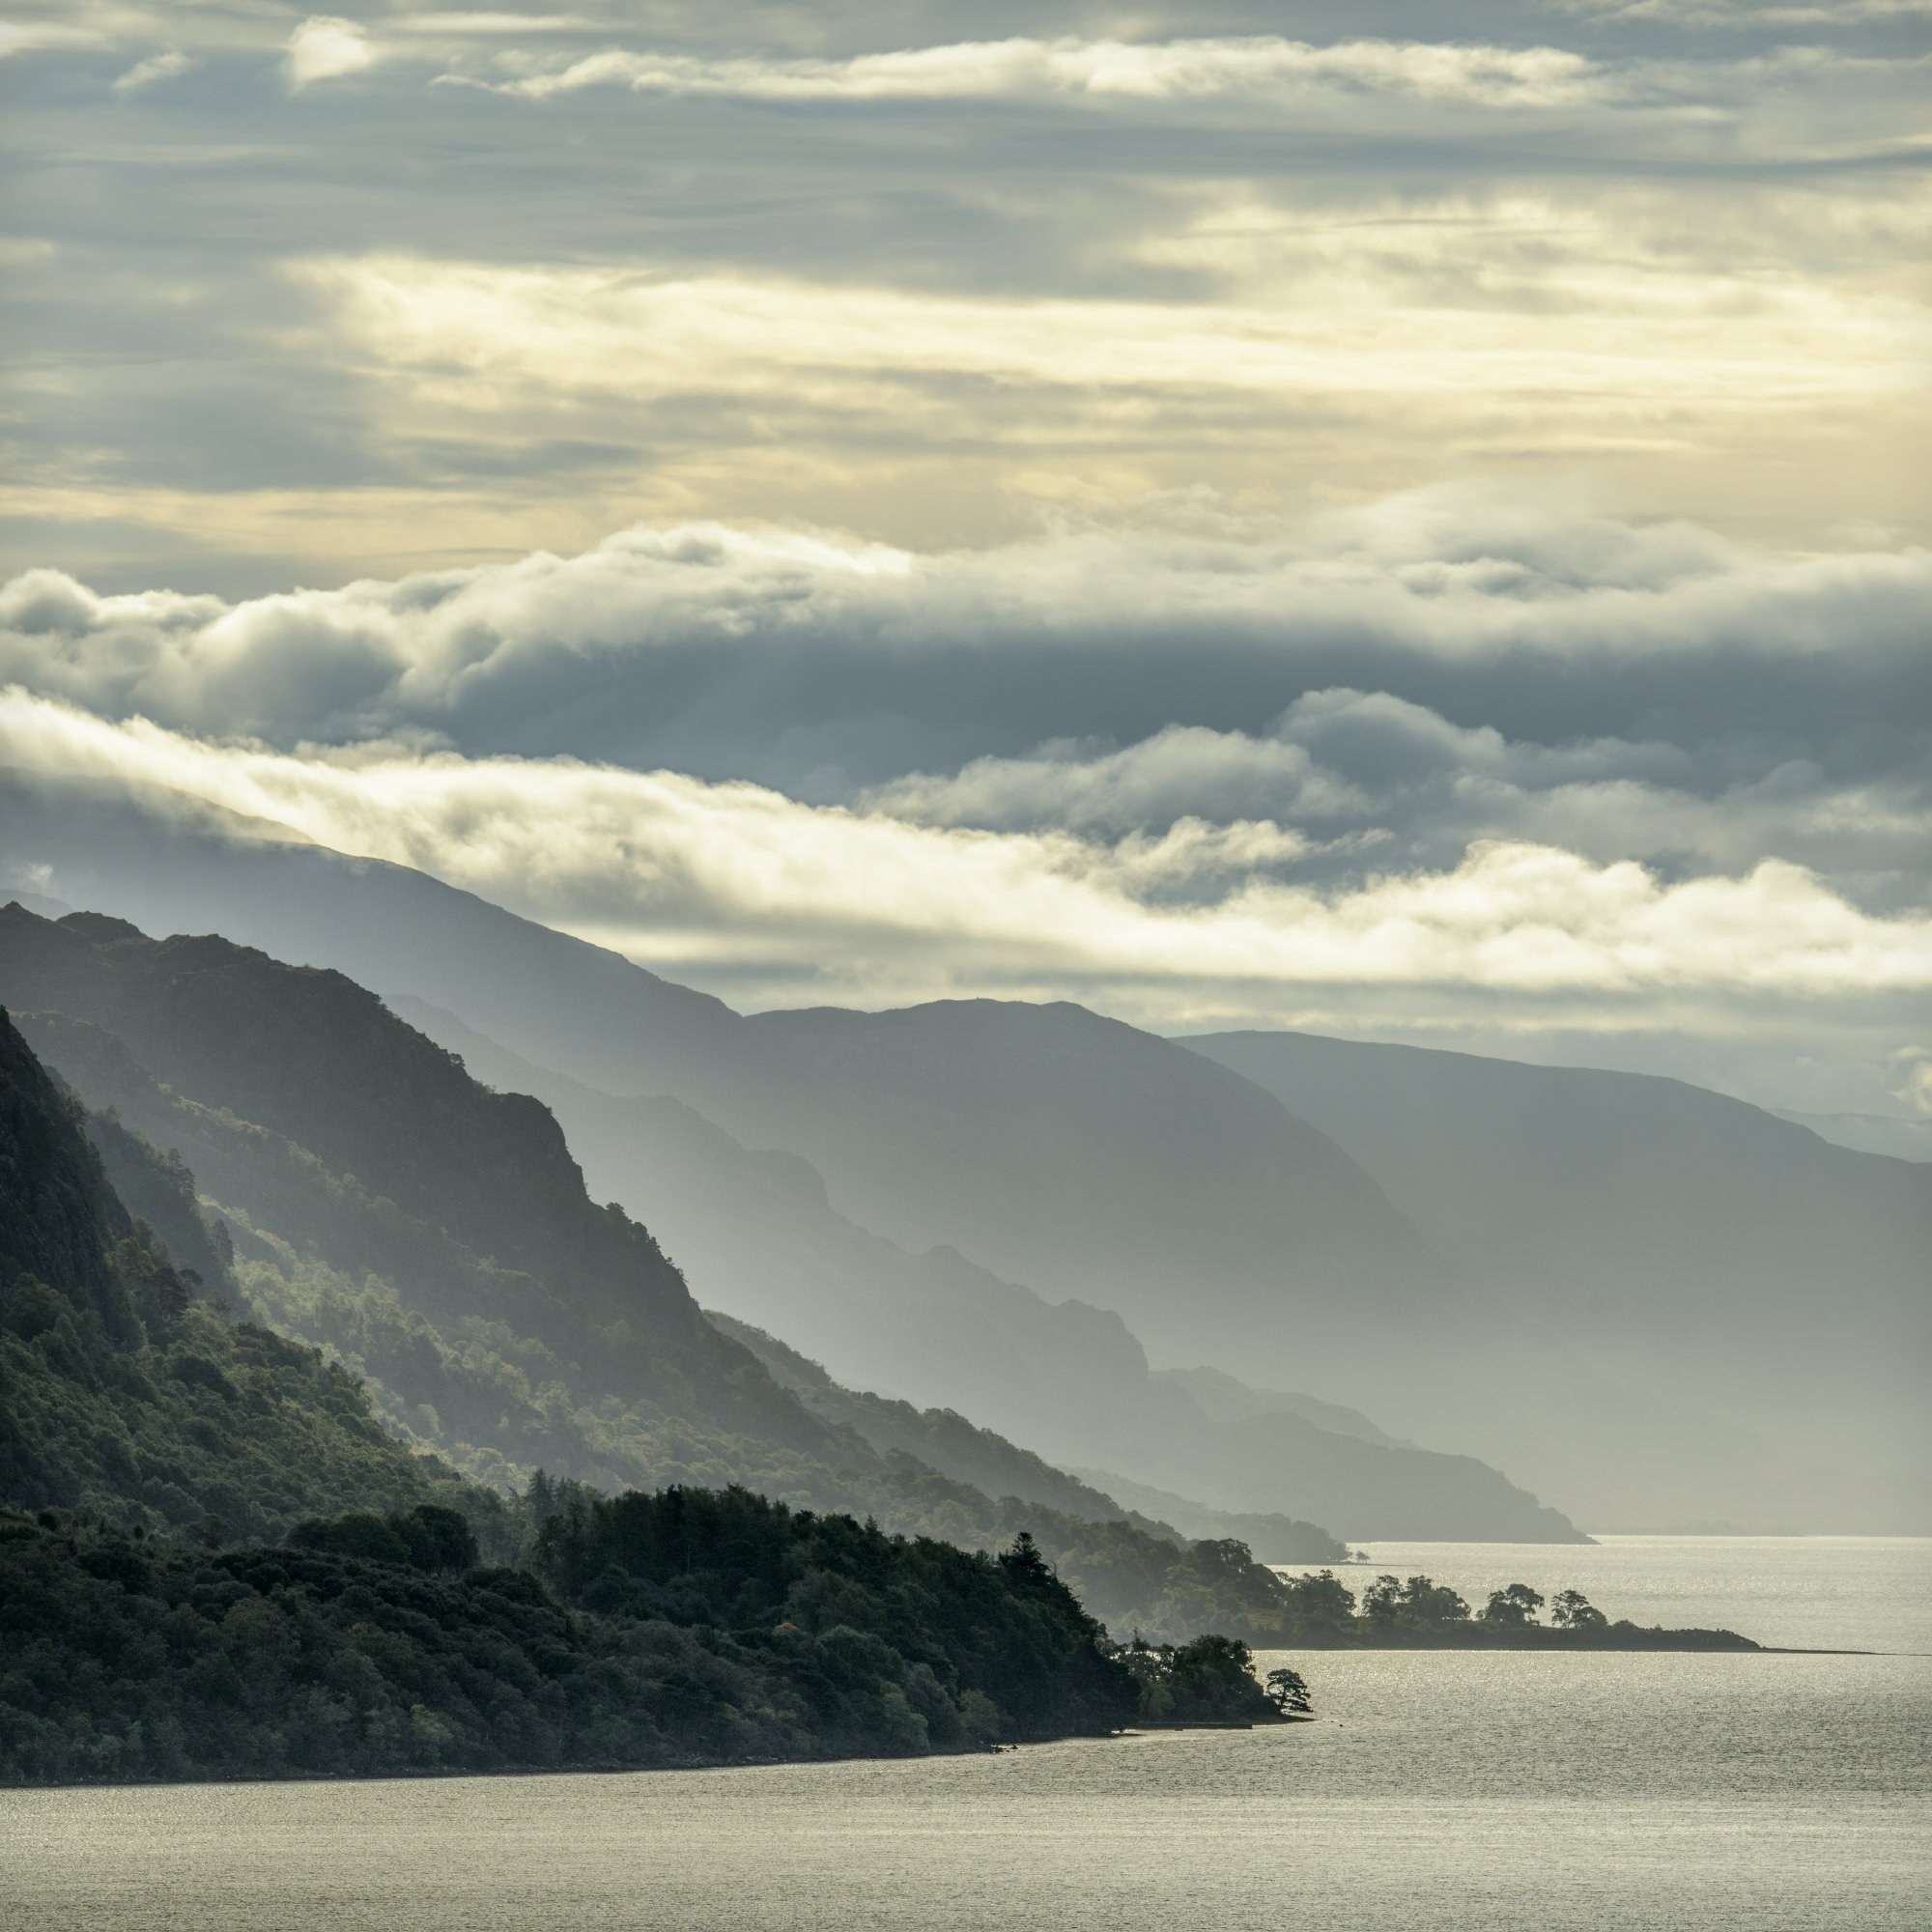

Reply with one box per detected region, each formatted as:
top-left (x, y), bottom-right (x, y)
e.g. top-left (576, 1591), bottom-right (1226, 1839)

top-left (1361, 1573), bottom-right (1405, 1626)
top-left (1264, 1666), bottom-right (1312, 1717)
top-left (1398, 1576), bottom-right (1470, 1624)
top-left (1549, 1588), bottom-right (1608, 1632)
top-left (1361, 1572), bottom-right (1469, 1629)
top-left (1481, 1582), bottom-right (1545, 1627)
top-left (1277, 1568), bottom-right (1356, 1636)
top-left (394, 1504), bottom-right (479, 1574)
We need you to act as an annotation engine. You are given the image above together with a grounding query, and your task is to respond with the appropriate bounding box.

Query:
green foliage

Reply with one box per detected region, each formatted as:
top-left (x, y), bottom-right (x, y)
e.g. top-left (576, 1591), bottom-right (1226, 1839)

top-left (1264, 1666), bottom-right (1313, 1717)
top-left (1362, 1573), bottom-right (1473, 1629)
top-left (532, 1497), bottom-right (1133, 1744)
top-left (1549, 1588), bottom-right (1610, 1632)
top-left (1111, 1633), bottom-right (1282, 1724)
top-left (0, 1501), bottom-right (1137, 1784)
top-left (0, 1012), bottom-right (503, 1550)
top-left (1273, 1568), bottom-right (1747, 1648)
top-left (1482, 1582), bottom-right (1546, 1627)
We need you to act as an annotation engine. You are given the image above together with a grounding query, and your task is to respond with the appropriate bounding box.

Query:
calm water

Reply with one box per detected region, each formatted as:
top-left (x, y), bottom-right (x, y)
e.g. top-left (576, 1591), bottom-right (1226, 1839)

top-left (3, 1538), bottom-right (1927, 1931)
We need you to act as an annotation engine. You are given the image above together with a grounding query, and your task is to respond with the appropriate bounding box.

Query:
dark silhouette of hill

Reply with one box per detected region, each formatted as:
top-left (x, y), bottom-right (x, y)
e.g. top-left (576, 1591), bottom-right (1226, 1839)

top-left (0, 1007), bottom-right (498, 1543)
top-left (0, 1024), bottom-right (1153, 1779)
top-left (1188, 1030), bottom-right (1932, 1531)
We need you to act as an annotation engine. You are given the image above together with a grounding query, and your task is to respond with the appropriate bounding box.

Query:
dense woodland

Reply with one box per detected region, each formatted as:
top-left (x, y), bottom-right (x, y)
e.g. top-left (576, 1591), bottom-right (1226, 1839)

top-left (0, 1499), bottom-right (1149, 1784)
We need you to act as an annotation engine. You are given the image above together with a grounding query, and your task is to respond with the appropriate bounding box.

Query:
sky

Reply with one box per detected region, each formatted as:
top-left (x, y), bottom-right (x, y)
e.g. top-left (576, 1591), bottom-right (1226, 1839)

top-left (2, 2), bottom-right (1928, 1119)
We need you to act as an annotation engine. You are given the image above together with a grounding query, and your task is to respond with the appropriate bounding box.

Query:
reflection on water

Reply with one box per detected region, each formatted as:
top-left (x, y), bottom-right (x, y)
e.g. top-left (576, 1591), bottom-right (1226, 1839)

top-left (3, 1539), bottom-right (1927, 1931)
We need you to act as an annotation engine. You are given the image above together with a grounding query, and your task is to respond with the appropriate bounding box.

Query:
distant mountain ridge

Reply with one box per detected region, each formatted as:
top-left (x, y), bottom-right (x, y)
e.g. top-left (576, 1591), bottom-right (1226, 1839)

top-left (392, 994), bottom-right (1584, 1543)
top-left (1186, 1029), bottom-right (1932, 1531)
top-left (0, 774), bottom-right (1452, 1380)
top-left (11, 766), bottom-right (1923, 1529)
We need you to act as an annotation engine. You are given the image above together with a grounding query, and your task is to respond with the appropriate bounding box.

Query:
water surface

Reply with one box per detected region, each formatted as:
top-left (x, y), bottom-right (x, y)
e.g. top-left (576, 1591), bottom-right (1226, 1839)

top-left (4, 1537), bottom-right (1926, 1930)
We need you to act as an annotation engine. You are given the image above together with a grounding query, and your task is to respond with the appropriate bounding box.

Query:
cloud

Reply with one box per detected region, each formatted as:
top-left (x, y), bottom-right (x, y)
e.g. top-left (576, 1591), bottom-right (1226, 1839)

top-left (189, 224), bottom-right (1919, 567)
top-left (298, 240), bottom-right (1923, 412)
top-left (8, 11), bottom-right (1927, 581)
top-left (2, 498), bottom-right (1924, 806)
top-left (0, 495), bottom-right (1924, 1076)
top-left (862, 689), bottom-right (1932, 919)
top-left (112, 49), bottom-right (193, 93)
top-left (285, 16), bottom-right (376, 92)
top-left (454, 36), bottom-right (1616, 109)
top-left (0, 19), bottom-right (102, 60)
top-left (1559, 1), bottom-right (1932, 23)
top-left (4, 692), bottom-right (1928, 1026)
top-left (1892, 1047), bottom-right (1932, 1115)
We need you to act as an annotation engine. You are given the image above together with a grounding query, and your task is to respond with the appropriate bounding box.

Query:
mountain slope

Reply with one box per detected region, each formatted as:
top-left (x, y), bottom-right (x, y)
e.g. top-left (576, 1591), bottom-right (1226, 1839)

top-left (0, 772), bottom-right (1451, 1378)
top-left (0, 902), bottom-right (828, 1459)
top-left (0, 904), bottom-right (1362, 1634)
top-left (19, 768), bottom-right (1915, 1530)
top-left (394, 998), bottom-right (1583, 1543)
top-left (1187, 1030), bottom-right (1932, 1530)
top-left (0, 1007), bottom-right (496, 1543)
top-left (708, 1311), bottom-right (1349, 1564)
top-left (0, 1011), bottom-right (1150, 1780)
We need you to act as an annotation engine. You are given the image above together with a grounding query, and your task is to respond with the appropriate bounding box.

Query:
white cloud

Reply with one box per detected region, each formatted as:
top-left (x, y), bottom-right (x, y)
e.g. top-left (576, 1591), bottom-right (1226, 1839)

top-left (392, 12), bottom-right (605, 34)
top-left (455, 36), bottom-right (1613, 109)
top-left (298, 242), bottom-right (1922, 411)
top-left (0, 497), bottom-right (1922, 934)
top-left (113, 49), bottom-right (193, 93)
top-left (0, 20), bottom-right (102, 60)
top-left (285, 16), bottom-right (375, 93)
top-left (1892, 1047), bottom-right (1932, 1115)
top-left (3, 691), bottom-right (1927, 1021)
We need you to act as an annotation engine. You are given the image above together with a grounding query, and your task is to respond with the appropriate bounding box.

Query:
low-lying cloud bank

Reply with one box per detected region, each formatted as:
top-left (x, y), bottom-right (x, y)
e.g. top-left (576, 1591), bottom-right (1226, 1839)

top-left (2, 498), bottom-right (1923, 1115)
top-left (4, 688), bottom-right (1926, 1005)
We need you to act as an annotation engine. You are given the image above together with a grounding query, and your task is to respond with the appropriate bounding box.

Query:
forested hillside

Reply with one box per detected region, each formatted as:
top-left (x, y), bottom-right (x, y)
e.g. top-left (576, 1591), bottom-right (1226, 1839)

top-left (0, 905), bottom-right (1340, 1638)
top-left (0, 1012), bottom-right (1267, 1783)
top-left (711, 1312), bottom-right (1345, 1565)
top-left (0, 1007), bottom-right (497, 1546)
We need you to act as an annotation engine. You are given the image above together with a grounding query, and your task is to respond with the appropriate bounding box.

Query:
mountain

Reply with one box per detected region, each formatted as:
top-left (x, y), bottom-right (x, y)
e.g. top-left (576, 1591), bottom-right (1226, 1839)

top-left (0, 773), bottom-right (1449, 1381)
top-left (20, 767), bottom-right (1910, 1530)
top-left (0, 1005), bottom-right (497, 1544)
top-left (0, 902), bottom-right (1366, 1636)
top-left (0, 1022), bottom-right (1147, 1779)
top-left (391, 996), bottom-right (1583, 1543)
top-left (0, 901), bottom-right (832, 1463)
top-left (1186, 1030), bottom-right (1932, 1531)
top-left (708, 1311), bottom-right (1348, 1564)
top-left (1773, 1109), bottom-right (1932, 1165)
